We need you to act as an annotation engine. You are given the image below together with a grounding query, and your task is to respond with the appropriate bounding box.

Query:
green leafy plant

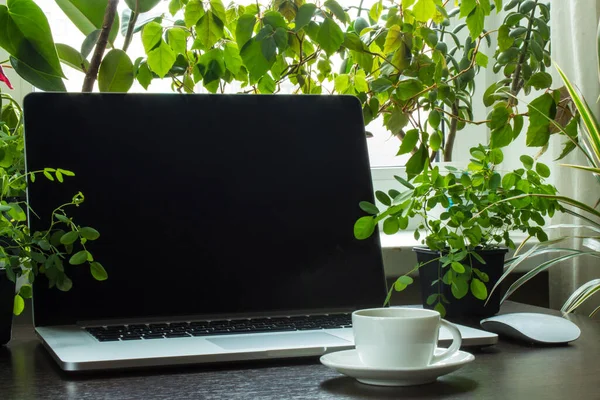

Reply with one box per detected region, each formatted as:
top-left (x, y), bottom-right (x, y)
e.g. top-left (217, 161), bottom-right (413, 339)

top-left (354, 145), bottom-right (562, 314)
top-left (488, 22), bottom-right (600, 317)
top-left (0, 90), bottom-right (106, 315)
top-left (0, 0), bottom-right (553, 164)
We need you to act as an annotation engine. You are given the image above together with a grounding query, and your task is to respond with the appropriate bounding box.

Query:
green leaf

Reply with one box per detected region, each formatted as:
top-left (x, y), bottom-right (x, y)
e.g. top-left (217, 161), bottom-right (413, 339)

top-left (375, 190), bottom-right (392, 206)
top-left (497, 25), bottom-right (514, 52)
top-left (324, 0), bottom-right (346, 23)
top-left (209, 0), bottom-right (227, 24)
top-left (147, 41), bottom-right (176, 78)
top-left (383, 25), bottom-right (402, 54)
top-left (55, 43), bottom-right (89, 72)
top-left (13, 294), bottom-right (24, 316)
top-left (536, 162), bottom-right (551, 178)
top-left (470, 278), bottom-right (488, 300)
top-left (451, 278), bottom-right (469, 299)
top-left (196, 11), bottom-right (224, 49)
top-left (198, 48), bottom-right (225, 85)
top-left (397, 78), bottom-right (424, 101)
top-left (223, 42), bottom-right (243, 75)
top-left (405, 145), bottom-right (428, 178)
top-left (466, 5), bottom-right (484, 40)
top-left (136, 61), bottom-right (152, 89)
top-left (369, 0), bottom-right (383, 22)
top-left (527, 72), bottom-right (552, 90)
top-left (69, 250), bottom-right (89, 265)
top-left (258, 74), bottom-right (275, 93)
top-left (60, 231), bottom-right (79, 245)
top-left (55, 213), bottom-right (70, 224)
top-left (169, 0), bottom-right (182, 16)
top-left (475, 52), bottom-right (488, 68)
top-left (334, 74), bottom-right (351, 93)
top-left (236, 14), bottom-right (256, 48)
top-left (359, 201), bottom-right (379, 215)
top-left (295, 3), bottom-right (316, 32)
top-left (398, 129), bottom-right (419, 155)
top-left (184, 0), bottom-right (204, 28)
top-left (79, 227), bottom-right (100, 240)
top-left (142, 21), bottom-right (163, 52)
top-left (9, 57), bottom-right (65, 91)
top-left (490, 125), bottom-right (513, 148)
top-left (56, 276), bottom-right (73, 292)
top-left (90, 262), bottom-right (108, 281)
top-left (354, 69), bottom-right (368, 93)
top-left (488, 105), bottom-right (510, 130)
top-left (370, 77), bottom-right (393, 93)
top-left (81, 29), bottom-right (101, 59)
top-left (55, 0), bottom-right (119, 45)
top-left (8, 203), bottom-right (26, 221)
top-left (429, 131), bottom-right (442, 151)
top-left (19, 284), bottom-right (33, 299)
top-left (398, 275), bottom-right (414, 285)
top-left (451, 261), bottom-right (465, 273)
top-left (167, 27), bottom-right (189, 54)
top-left (513, 114), bottom-right (524, 139)
top-left (354, 216), bottom-right (375, 239)
top-left (241, 39), bottom-right (274, 82)
top-left (460, 0), bottom-right (477, 17)
top-left (263, 10), bottom-right (287, 29)
top-left (526, 93), bottom-right (555, 147)
top-left (343, 32), bottom-right (366, 52)
top-left (412, 0), bottom-right (436, 22)
top-left (317, 17), bottom-right (344, 56)
top-left (434, 302), bottom-right (446, 317)
top-left (0, 0), bottom-right (64, 78)
top-left (383, 217), bottom-right (400, 235)
top-left (516, 156), bottom-right (533, 171)
top-left (98, 49), bottom-right (134, 92)
top-left (125, 0), bottom-right (161, 13)
top-left (426, 293), bottom-right (438, 305)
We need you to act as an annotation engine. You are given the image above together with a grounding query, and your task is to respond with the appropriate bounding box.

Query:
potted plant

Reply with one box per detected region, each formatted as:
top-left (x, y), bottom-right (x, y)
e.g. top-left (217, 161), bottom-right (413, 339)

top-left (354, 144), bottom-right (562, 317)
top-left (487, 22), bottom-right (600, 317)
top-left (0, 78), bottom-right (106, 344)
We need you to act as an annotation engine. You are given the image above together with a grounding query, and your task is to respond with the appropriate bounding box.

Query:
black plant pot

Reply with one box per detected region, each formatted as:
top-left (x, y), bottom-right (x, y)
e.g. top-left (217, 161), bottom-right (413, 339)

top-left (0, 269), bottom-right (15, 345)
top-left (414, 247), bottom-right (508, 318)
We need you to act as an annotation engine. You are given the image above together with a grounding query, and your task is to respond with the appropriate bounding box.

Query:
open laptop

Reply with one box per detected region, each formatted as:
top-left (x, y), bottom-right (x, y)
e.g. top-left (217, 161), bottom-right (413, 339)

top-left (23, 93), bottom-right (496, 372)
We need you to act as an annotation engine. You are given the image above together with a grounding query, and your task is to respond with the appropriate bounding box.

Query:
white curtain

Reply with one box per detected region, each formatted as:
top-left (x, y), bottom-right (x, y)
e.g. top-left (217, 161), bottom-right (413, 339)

top-left (549, 1), bottom-right (600, 316)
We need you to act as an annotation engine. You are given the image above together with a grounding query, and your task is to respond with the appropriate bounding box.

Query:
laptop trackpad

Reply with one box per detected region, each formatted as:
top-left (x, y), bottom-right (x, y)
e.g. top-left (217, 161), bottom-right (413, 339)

top-left (208, 332), bottom-right (350, 351)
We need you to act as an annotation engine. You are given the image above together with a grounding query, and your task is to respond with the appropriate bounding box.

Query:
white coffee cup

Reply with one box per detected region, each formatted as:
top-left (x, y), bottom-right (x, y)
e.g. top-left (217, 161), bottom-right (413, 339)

top-left (352, 307), bottom-right (462, 369)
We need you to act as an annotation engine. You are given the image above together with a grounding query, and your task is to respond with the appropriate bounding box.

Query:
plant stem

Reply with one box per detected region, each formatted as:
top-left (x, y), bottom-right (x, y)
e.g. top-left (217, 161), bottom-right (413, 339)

top-left (82, 0), bottom-right (119, 92)
top-left (123, 0), bottom-right (139, 52)
top-left (358, 0), bottom-right (365, 17)
top-left (444, 102), bottom-right (459, 162)
top-left (509, 0), bottom-right (538, 105)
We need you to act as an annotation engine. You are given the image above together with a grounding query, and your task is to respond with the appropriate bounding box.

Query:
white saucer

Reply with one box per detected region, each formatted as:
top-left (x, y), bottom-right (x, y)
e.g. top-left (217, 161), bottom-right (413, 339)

top-left (320, 348), bottom-right (474, 387)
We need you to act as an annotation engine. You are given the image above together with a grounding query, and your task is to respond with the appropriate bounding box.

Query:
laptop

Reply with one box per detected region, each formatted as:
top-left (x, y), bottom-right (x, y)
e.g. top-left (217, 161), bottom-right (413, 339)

top-left (23, 93), bottom-right (496, 372)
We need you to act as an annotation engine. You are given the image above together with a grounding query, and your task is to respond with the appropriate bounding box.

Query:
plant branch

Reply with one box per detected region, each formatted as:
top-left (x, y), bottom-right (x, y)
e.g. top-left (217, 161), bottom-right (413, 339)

top-left (444, 102), bottom-right (459, 162)
top-left (82, 0), bottom-right (119, 92)
top-left (509, 0), bottom-right (538, 105)
top-left (123, 0), bottom-right (139, 52)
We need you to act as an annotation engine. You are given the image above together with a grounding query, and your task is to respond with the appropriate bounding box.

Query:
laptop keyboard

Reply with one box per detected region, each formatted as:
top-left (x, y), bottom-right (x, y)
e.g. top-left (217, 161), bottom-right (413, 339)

top-left (84, 313), bottom-right (353, 342)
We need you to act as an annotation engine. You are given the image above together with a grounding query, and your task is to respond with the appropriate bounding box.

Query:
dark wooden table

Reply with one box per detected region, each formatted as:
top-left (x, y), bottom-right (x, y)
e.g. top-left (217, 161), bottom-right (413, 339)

top-left (1, 302), bottom-right (598, 400)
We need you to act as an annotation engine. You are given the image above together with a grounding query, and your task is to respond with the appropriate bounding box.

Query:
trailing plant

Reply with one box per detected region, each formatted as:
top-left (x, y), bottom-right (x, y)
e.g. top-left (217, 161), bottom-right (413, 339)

top-left (353, 145), bottom-right (562, 315)
top-left (0, 90), bottom-right (106, 315)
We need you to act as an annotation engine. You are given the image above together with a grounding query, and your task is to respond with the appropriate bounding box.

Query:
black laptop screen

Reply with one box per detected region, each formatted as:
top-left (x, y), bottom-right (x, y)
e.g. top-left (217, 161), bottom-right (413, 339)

top-left (24, 93), bottom-right (386, 326)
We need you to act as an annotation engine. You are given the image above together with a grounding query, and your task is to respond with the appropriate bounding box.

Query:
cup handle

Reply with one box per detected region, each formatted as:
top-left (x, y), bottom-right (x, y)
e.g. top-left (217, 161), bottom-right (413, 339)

top-left (430, 319), bottom-right (462, 365)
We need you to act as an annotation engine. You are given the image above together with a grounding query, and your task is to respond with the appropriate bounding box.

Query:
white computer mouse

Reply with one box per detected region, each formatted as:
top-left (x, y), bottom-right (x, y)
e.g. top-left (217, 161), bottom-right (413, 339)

top-left (480, 313), bottom-right (581, 344)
